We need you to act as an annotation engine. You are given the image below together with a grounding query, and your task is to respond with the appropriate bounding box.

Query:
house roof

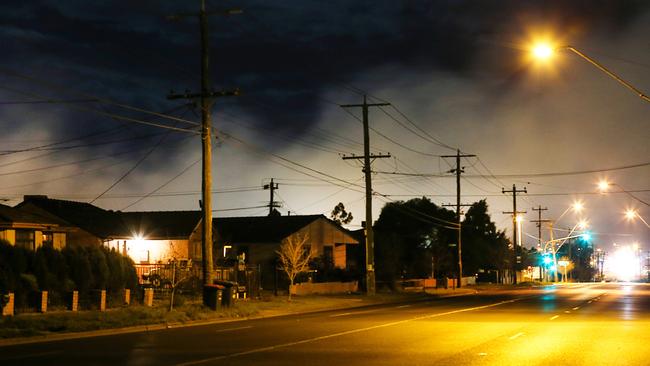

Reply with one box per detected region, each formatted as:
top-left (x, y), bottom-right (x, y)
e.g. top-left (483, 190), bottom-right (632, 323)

top-left (0, 203), bottom-right (65, 228)
top-left (213, 214), bottom-right (344, 243)
top-left (119, 211), bottom-right (201, 239)
top-left (18, 196), bottom-right (201, 239)
top-left (18, 195), bottom-right (122, 238)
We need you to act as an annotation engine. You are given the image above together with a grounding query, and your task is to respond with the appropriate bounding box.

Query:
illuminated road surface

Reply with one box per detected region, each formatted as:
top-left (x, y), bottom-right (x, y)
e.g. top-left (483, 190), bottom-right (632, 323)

top-left (1, 283), bottom-right (649, 365)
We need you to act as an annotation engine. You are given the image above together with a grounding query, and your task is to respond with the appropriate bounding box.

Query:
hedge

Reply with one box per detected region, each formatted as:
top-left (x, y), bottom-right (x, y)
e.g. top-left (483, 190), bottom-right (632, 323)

top-left (0, 240), bottom-right (137, 309)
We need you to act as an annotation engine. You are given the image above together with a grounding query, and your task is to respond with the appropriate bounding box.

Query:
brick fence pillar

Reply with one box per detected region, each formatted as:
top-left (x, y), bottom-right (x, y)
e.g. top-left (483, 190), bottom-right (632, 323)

top-left (69, 291), bottom-right (79, 312)
top-left (143, 288), bottom-right (154, 307)
top-left (98, 290), bottom-right (106, 312)
top-left (124, 289), bottom-right (131, 306)
top-left (39, 291), bottom-right (48, 313)
top-left (2, 293), bottom-right (14, 317)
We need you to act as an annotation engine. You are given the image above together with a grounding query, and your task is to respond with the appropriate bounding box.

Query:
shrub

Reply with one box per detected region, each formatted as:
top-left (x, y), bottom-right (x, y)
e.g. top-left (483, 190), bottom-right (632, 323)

top-left (0, 241), bottom-right (137, 302)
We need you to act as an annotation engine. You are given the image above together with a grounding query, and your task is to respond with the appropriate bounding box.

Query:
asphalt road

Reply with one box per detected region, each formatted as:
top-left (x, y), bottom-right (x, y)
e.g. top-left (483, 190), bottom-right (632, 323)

top-left (1, 283), bottom-right (649, 366)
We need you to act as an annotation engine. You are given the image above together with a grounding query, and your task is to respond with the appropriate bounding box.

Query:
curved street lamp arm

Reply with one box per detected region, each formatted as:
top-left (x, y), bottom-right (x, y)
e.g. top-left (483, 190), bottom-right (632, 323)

top-left (612, 183), bottom-right (650, 207)
top-left (562, 46), bottom-right (650, 104)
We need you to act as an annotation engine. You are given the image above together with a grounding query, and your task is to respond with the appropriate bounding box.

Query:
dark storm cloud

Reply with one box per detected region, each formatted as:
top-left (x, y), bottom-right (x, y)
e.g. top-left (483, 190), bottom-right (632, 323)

top-left (0, 0), bottom-right (648, 158)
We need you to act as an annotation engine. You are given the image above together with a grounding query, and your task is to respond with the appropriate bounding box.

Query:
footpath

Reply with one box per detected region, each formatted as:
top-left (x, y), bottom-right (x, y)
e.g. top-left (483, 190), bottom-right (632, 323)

top-left (0, 287), bottom-right (479, 347)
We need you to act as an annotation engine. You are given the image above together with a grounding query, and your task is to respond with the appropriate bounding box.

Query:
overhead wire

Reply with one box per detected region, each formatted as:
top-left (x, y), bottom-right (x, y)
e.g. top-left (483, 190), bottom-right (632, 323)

top-left (90, 107), bottom-right (193, 203)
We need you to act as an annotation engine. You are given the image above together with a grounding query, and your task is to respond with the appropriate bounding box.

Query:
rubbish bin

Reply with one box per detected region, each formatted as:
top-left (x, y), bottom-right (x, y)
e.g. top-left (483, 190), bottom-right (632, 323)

top-left (203, 284), bottom-right (224, 310)
top-left (213, 281), bottom-right (236, 308)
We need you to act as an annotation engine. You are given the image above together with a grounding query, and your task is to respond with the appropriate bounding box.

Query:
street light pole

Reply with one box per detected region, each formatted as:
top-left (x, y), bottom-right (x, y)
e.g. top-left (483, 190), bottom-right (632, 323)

top-left (560, 46), bottom-right (650, 104)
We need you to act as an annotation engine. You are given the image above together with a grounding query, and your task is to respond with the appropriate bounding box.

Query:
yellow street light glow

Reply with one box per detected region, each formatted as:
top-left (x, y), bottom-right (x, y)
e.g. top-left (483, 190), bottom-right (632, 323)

top-left (597, 180), bottom-right (610, 192)
top-left (516, 215), bottom-right (525, 223)
top-left (577, 220), bottom-right (588, 230)
top-left (532, 43), bottom-right (554, 60)
top-left (572, 201), bottom-right (584, 212)
top-left (625, 209), bottom-right (637, 221)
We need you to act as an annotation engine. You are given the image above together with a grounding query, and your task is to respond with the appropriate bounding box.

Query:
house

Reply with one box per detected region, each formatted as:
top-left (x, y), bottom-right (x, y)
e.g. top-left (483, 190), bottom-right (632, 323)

top-left (0, 203), bottom-right (69, 250)
top-left (208, 214), bottom-right (360, 288)
top-left (15, 196), bottom-right (360, 288)
top-left (104, 211), bottom-right (202, 264)
top-left (16, 196), bottom-right (201, 264)
top-left (17, 195), bottom-right (123, 247)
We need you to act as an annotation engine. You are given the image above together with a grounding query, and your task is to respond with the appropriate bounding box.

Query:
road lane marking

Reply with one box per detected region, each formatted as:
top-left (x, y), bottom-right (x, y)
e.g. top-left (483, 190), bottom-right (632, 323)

top-left (564, 310), bottom-right (571, 313)
top-left (395, 304), bottom-right (412, 308)
top-left (215, 326), bottom-right (253, 333)
top-left (572, 306), bottom-right (580, 310)
top-left (508, 332), bottom-right (525, 340)
top-left (550, 315), bottom-right (559, 320)
top-left (330, 312), bottom-right (352, 317)
top-left (588, 300), bottom-right (592, 303)
top-left (478, 353), bottom-right (488, 356)
top-left (329, 308), bottom-right (382, 317)
top-left (175, 297), bottom-right (525, 365)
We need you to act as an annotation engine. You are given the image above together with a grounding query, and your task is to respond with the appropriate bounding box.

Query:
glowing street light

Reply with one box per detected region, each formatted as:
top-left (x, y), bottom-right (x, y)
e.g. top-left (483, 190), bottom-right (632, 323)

top-left (597, 180), bottom-right (610, 192)
top-left (532, 43), bottom-right (554, 60)
top-left (531, 44), bottom-right (650, 104)
top-left (625, 209), bottom-right (650, 229)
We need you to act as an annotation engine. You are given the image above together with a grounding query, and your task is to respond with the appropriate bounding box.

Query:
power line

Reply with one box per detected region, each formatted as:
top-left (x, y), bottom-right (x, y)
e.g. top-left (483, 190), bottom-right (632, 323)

top-left (0, 67), bottom-right (201, 128)
top-left (0, 84), bottom-right (199, 134)
top-left (90, 108), bottom-right (192, 203)
top-left (121, 158), bottom-right (201, 210)
top-left (371, 160), bottom-right (650, 179)
top-left (341, 107), bottom-right (440, 157)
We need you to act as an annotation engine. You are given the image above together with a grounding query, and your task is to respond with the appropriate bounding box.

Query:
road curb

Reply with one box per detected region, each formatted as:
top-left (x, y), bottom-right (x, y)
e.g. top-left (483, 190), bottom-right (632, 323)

top-left (0, 289), bottom-right (479, 347)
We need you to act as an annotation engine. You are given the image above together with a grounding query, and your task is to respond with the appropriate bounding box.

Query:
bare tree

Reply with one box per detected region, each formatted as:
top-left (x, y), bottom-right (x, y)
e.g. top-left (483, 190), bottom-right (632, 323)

top-left (276, 233), bottom-right (314, 300)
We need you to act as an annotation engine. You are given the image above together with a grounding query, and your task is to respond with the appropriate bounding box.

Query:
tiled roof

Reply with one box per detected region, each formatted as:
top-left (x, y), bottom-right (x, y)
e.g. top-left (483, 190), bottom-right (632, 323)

top-left (213, 214), bottom-right (326, 243)
top-left (18, 196), bottom-right (122, 238)
top-left (0, 203), bottom-right (65, 226)
top-left (119, 211), bottom-right (202, 239)
top-left (18, 196), bottom-right (201, 239)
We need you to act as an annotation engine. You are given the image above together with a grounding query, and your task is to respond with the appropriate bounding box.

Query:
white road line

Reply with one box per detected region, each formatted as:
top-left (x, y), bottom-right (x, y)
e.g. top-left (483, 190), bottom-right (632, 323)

top-left (478, 352), bottom-right (488, 356)
top-left (329, 309), bottom-right (382, 317)
top-left (395, 305), bottom-right (412, 309)
top-left (175, 298), bottom-right (524, 366)
top-left (508, 332), bottom-right (525, 340)
top-left (329, 312), bottom-right (353, 317)
top-left (550, 315), bottom-right (560, 320)
top-left (572, 306), bottom-right (580, 310)
top-left (564, 310), bottom-right (571, 313)
top-left (215, 326), bottom-right (253, 333)
top-left (588, 300), bottom-right (592, 303)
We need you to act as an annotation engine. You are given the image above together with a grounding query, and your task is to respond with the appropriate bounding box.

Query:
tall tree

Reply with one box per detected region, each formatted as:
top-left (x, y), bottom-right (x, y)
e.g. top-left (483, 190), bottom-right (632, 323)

top-left (461, 200), bottom-right (510, 276)
top-left (374, 197), bottom-right (457, 287)
top-left (331, 202), bottom-right (353, 225)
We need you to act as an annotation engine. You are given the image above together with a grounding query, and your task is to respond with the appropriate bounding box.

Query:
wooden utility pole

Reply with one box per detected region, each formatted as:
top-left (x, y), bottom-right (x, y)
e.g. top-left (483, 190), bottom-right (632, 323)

top-left (530, 206), bottom-right (549, 248)
top-left (502, 184), bottom-right (527, 284)
top-left (341, 95), bottom-right (390, 295)
top-left (531, 205), bottom-right (550, 281)
top-left (167, 2), bottom-right (241, 303)
top-left (263, 178), bottom-right (281, 215)
top-left (441, 149), bottom-right (475, 288)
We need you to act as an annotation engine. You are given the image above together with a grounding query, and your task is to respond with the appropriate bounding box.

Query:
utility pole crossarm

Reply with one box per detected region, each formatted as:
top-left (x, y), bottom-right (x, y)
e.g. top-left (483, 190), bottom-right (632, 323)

top-left (342, 153), bottom-right (391, 161)
top-left (340, 102), bottom-right (390, 108)
top-left (167, 89), bottom-right (241, 100)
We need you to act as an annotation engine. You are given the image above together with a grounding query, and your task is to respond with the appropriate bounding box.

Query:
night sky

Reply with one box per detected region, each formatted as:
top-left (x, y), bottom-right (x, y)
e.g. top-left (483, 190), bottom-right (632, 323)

top-left (0, 1), bottom-right (648, 251)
